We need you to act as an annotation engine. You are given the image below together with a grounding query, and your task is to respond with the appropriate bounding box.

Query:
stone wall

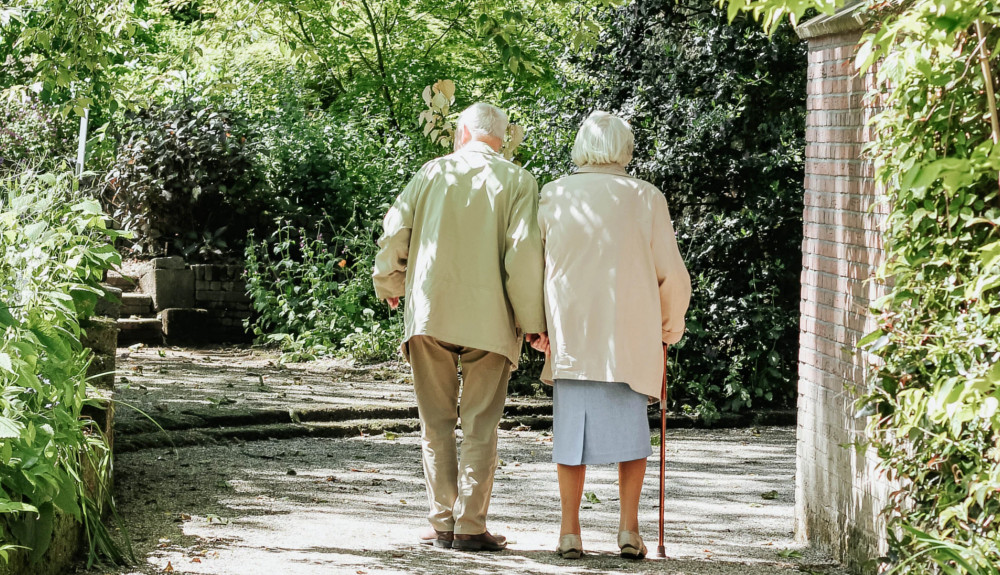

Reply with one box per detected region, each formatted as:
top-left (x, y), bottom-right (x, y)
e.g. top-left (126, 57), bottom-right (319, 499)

top-left (192, 264), bottom-right (253, 336)
top-left (128, 257), bottom-right (252, 345)
top-left (794, 7), bottom-right (888, 573)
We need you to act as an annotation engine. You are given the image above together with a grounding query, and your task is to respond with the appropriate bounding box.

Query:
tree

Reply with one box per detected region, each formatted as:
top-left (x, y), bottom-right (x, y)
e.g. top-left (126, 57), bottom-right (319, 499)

top-left (581, 0), bottom-right (807, 416)
top-left (0, 1), bottom-right (152, 116)
top-left (207, 0), bottom-right (617, 132)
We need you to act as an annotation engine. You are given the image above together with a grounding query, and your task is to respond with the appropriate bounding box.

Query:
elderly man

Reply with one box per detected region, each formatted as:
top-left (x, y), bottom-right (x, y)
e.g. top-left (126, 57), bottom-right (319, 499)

top-left (373, 103), bottom-right (547, 552)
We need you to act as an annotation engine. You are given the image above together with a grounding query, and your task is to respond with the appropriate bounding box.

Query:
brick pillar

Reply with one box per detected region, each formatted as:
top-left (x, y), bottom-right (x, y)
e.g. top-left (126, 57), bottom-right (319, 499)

top-left (795, 7), bottom-right (888, 572)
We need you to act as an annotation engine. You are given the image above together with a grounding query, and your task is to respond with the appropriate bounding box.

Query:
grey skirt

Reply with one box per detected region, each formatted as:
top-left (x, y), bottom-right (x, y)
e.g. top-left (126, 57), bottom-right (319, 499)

top-left (551, 379), bottom-right (653, 465)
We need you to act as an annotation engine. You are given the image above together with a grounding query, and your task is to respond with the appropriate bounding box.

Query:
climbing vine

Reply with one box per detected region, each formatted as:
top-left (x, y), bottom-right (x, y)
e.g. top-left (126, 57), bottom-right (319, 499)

top-left (723, 0), bottom-right (1000, 572)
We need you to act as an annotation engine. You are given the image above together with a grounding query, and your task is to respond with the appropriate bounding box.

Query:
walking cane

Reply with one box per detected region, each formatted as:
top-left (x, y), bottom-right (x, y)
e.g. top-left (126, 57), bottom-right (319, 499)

top-left (656, 344), bottom-right (668, 558)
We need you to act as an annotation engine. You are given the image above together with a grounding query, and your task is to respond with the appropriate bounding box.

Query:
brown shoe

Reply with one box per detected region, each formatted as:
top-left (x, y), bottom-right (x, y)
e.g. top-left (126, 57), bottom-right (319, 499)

top-left (452, 531), bottom-right (507, 551)
top-left (419, 526), bottom-right (454, 549)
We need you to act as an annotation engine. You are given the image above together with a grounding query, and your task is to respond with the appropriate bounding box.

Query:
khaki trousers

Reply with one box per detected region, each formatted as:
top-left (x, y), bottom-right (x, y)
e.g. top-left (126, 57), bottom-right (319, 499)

top-left (406, 335), bottom-right (512, 535)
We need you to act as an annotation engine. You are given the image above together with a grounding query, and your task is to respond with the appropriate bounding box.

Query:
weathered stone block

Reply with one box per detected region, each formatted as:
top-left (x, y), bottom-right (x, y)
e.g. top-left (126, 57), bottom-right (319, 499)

top-left (117, 318), bottom-right (163, 346)
top-left (81, 317), bottom-right (119, 356)
top-left (120, 292), bottom-right (153, 317)
top-left (139, 268), bottom-right (195, 310)
top-left (103, 270), bottom-right (137, 291)
top-left (161, 308), bottom-right (211, 345)
top-left (152, 256), bottom-right (186, 270)
top-left (94, 284), bottom-right (122, 318)
top-left (0, 510), bottom-right (82, 575)
top-left (86, 353), bottom-right (116, 390)
top-left (222, 290), bottom-right (251, 303)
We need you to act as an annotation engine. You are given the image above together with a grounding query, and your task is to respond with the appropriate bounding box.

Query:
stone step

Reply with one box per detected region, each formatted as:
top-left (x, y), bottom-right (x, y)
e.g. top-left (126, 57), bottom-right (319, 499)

top-left (105, 270), bottom-right (139, 292)
top-left (117, 317), bottom-right (162, 347)
top-left (120, 292), bottom-right (153, 317)
top-left (116, 419), bottom-right (423, 453)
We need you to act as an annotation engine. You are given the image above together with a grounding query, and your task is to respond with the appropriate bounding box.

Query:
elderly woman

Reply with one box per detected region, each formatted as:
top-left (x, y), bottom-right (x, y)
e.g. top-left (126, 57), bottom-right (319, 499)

top-left (536, 111), bottom-right (691, 559)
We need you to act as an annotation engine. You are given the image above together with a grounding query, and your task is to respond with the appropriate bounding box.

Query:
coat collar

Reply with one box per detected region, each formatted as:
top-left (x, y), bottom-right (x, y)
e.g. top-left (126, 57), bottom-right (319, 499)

top-left (457, 140), bottom-right (501, 156)
top-left (575, 164), bottom-right (629, 176)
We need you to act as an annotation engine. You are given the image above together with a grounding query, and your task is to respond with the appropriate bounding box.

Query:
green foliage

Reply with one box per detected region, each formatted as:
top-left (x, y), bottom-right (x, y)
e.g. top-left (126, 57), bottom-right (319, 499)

top-left (720, 0), bottom-right (1000, 568)
top-left (244, 217), bottom-right (402, 363)
top-left (220, 67), bottom-right (358, 228)
top-left (717, 0), bottom-right (842, 33)
top-left (0, 0), bottom-right (154, 116)
top-left (212, 0), bottom-right (618, 130)
top-left (101, 97), bottom-right (258, 258)
top-left (582, 0), bottom-right (806, 418)
top-left (0, 169), bottom-right (127, 566)
top-left (0, 96), bottom-right (75, 176)
top-left (852, 2), bottom-right (1000, 571)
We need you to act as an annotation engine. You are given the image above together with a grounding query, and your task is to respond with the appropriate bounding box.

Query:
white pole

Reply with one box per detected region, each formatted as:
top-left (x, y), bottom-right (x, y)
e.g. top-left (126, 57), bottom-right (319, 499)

top-left (76, 108), bottom-right (89, 176)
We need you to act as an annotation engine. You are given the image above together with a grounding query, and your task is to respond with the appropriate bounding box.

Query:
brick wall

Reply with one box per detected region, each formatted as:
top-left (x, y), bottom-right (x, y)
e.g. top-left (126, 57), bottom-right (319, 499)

top-left (191, 264), bottom-right (253, 338)
top-left (795, 12), bottom-right (888, 572)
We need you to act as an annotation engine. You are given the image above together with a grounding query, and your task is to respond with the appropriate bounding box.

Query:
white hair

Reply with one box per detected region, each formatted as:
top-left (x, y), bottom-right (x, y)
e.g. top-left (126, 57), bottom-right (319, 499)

top-left (456, 103), bottom-right (509, 141)
top-left (571, 111), bottom-right (634, 167)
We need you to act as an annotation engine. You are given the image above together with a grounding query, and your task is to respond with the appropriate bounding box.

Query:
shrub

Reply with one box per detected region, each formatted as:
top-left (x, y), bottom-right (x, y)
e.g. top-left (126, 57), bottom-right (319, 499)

top-left (0, 169), bottom-right (127, 566)
top-left (580, 0), bottom-right (806, 419)
top-left (244, 217), bottom-right (402, 363)
top-left (0, 97), bottom-right (76, 176)
top-left (101, 98), bottom-right (259, 259)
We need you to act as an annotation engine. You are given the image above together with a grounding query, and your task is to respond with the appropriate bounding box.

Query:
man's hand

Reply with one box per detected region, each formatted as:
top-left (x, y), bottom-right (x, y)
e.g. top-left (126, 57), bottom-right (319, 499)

top-left (386, 297), bottom-right (400, 310)
top-left (525, 332), bottom-right (550, 354)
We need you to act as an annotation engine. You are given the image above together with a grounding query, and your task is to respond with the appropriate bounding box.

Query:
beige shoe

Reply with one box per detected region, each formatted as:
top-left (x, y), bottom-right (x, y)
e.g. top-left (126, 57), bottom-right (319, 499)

top-left (618, 530), bottom-right (647, 560)
top-left (556, 534), bottom-right (583, 559)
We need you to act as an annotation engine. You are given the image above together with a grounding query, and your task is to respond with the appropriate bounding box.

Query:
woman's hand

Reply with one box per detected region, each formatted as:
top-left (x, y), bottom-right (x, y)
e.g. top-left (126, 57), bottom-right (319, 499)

top-left (526, 332), bottom-right (550, 354)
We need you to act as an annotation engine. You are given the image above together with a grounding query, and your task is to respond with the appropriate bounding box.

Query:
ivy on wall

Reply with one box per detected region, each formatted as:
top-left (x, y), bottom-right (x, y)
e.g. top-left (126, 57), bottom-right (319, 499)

top-left (724, 0), bottom-right (1000, 571)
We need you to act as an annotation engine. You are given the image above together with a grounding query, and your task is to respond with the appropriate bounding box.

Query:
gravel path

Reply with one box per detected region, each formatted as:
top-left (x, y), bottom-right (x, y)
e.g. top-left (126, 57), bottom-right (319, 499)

top-left (75, 347), bottom-right (845, 575)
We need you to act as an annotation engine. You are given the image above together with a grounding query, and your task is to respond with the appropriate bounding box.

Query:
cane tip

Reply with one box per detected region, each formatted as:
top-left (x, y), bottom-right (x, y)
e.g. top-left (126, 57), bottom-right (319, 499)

top-left (656, 545), bottom-right (666, 558)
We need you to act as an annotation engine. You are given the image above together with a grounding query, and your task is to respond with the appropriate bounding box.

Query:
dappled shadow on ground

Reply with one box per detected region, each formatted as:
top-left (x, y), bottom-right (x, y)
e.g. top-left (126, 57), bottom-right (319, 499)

top-left (111, 347), bottom-right (549, 435)
top-left (89, 426), bottom-right (844, 575)
top-left (113, 346), bottom-right (414, 423)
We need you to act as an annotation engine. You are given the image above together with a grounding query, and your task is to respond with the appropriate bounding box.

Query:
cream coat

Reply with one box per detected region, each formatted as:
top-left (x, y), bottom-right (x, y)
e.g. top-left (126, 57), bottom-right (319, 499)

top-left (538, 165), bottom-right (691, 398)
top-left (372, 141), bottom-right (547, 365)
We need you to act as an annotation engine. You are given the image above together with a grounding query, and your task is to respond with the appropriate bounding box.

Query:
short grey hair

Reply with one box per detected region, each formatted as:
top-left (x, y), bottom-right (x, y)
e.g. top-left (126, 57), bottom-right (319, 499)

top-left (571, 111), bottom-right (634, 167)
top-left (456, 103), bottom-right (509, 141)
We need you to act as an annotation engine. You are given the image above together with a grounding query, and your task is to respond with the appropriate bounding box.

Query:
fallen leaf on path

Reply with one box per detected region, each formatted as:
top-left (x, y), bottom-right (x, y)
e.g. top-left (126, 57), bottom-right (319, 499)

top-left (777, 549), bottom-right (803, 559)
top-left (164, 562), bottom-right (174, 573)
top-left (384, 431), bottom-right (398, 440)
top-left (191, 558), bottom-right (202, 563)
top-left (584, 492), bottom-right (601, 504)
top-left (761, 490), bottom-right (779, 500)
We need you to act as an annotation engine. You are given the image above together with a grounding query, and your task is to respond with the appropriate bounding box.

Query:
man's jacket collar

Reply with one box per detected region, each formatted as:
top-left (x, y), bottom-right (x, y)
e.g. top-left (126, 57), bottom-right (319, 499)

top-left (458, 140), bottom-right (500, 156)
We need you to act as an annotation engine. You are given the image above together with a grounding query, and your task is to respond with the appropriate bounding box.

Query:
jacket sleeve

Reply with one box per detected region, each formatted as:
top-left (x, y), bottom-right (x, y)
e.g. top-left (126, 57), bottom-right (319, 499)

top-left (372, 169), bottom-right (421, 300)
top-left (651, 193), bottom-right (691, 344)
top-left (503, 172), bottom-right (547, 334)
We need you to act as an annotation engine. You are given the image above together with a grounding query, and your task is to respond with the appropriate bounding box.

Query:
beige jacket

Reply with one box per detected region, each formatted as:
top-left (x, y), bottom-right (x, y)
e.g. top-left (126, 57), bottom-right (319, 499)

top-left (538, 165), bottom-right (691, 398)
top-left (372, 141), bottom-right (547, 365)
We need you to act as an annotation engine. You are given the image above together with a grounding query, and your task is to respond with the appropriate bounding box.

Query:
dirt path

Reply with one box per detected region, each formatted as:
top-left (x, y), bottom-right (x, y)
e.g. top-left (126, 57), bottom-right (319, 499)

top-left (77, 347), bottom-right (845, 575)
